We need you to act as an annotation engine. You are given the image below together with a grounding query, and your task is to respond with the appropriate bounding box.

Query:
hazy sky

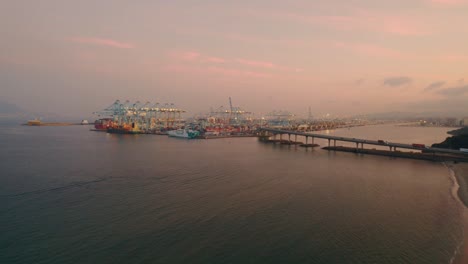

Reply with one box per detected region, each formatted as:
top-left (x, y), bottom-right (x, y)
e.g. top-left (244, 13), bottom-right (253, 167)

top-left (1, 0), bottom-right (468, 118)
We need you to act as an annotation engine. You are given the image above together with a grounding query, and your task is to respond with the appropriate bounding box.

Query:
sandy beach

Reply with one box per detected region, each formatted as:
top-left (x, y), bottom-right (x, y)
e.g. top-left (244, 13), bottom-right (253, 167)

top-left (450, 163), bottom-right (468, 209)
top-left (447, 162), bottom-right (468, 264)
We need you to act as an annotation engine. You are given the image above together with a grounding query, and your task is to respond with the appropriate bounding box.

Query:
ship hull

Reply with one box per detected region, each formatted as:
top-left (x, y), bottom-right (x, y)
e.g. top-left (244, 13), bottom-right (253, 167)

top-left (94, 118), bottom-right (114, 131)
top-left (167, 129), bottom-right (199, 139)
top-left (107, 128), bottom-right (141, 134)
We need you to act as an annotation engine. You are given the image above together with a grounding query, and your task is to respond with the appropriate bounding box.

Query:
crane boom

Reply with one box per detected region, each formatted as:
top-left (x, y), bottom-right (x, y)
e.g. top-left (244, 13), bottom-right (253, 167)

top-left (229, 97), bottom-right (233, 123)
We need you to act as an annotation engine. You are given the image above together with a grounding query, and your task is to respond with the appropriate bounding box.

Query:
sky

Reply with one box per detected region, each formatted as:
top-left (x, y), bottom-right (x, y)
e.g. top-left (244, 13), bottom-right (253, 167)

top-left (1, 0), bottom-right (468, 118)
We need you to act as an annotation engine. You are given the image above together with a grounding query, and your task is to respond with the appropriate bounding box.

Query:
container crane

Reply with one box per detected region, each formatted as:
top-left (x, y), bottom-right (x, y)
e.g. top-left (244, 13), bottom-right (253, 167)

top-left (229, 97), bottom-right (233, 123)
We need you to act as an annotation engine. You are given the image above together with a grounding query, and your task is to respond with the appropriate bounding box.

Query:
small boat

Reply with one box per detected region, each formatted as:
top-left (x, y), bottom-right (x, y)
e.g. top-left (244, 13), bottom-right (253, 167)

top-left (27, 119), bottom-right (41, 126)
top-left (167, 129), bottom-right (200, 139)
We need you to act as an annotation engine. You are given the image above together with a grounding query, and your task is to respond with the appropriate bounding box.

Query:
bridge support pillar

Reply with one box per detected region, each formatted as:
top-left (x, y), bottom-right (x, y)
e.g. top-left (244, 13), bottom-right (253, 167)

top-left (288, 134), bottom-right (291, 142)
top-left (356, 142), bottom-right (359, 150)
top-left (334, 140), bottom-right (336, 147)
top-left (328, 139), bottom-right (331, 147)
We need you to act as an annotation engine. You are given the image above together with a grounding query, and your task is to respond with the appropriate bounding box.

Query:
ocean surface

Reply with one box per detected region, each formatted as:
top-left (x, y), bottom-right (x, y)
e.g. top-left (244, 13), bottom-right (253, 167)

top-left (0, 124), bottom-right (466, 264)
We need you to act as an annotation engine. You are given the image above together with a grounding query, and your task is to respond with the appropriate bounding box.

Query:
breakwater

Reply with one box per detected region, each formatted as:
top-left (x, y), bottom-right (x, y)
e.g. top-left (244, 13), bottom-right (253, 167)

top-left (22, 122), bottom-right (90, 126)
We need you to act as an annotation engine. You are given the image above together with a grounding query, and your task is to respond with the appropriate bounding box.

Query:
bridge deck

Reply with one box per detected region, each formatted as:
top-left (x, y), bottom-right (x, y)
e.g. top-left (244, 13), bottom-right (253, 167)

top-left (260, 128), bottom-right (467, 156)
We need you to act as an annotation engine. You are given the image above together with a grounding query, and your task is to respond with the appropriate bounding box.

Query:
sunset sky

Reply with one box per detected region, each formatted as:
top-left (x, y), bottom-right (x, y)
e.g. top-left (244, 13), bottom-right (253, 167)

top-left (1, 0), bottom-right (468, 118)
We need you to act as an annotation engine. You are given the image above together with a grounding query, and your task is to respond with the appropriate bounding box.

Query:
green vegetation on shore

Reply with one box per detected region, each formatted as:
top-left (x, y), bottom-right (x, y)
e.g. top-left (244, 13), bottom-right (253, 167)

top-left (435, 127), bottom-right (468, 209)
top-left (432, 127), bottom-right (468, 149)
top-left (447, 127), bottom-right (468, 136)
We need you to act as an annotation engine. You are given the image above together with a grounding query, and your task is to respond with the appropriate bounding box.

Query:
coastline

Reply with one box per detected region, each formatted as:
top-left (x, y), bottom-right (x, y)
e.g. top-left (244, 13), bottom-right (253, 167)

top-left (448, 162), bottom-right (468, 209)
top-left (446, 162), bottom-right (468, 264)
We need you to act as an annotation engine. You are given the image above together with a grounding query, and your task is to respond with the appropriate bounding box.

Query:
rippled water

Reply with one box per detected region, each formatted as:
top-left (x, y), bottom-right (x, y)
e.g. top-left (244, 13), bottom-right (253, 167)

top-left (0, 124), bottom-right (465, 263)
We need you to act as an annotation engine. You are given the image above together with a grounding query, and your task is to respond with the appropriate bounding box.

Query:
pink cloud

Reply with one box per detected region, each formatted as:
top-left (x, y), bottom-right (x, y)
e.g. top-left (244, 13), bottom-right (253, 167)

top-left (375, 14), bottom-right (429, 36)
top-left (226, 33), bottom-right (264, 43)
top-left (333, 42), bottom-right (404, 58)
top-left (162, 64), bottom-right (272, 78)
top-left (429, 0), bottom-right (468, 5)
top-left (438, 54), bottom-right (468, 61)
top-left (169, 51), bottom-right (219, 62)
top-left (225, 33), bottom-right (306, 47)
top-left (205, 57), bottom-right (226, 63)
top-left (70, 37), bottom-right (134, 49)
top-left (167, 51), bottom-right (303, 74)
top-left (236, 58), bottom-right (276, 69)
top-left (255, 9), bottom-right (430, 37)
top-left (206, 66), bottom-right (272, 78)
top-left (180, 51), bottom-right (200, 60)
top-left (169, 51), bottom-right (275, 68)
top-left (236, 58), bottom-right (305, 73)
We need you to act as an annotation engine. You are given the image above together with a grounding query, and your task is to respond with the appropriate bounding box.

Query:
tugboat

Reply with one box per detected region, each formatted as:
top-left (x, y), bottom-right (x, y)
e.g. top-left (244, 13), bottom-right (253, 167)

top-left (27, 118), bottom-right (41, 126)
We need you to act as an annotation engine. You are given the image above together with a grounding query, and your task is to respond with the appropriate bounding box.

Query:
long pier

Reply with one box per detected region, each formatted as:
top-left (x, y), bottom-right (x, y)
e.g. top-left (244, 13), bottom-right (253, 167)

top-left (259, 128), bottom-right (468, 156)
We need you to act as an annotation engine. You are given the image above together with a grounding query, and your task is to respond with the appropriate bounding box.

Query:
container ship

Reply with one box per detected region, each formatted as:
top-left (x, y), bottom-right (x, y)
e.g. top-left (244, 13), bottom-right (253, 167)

top-left (93, 118), bottom-right (114, 131)
top-left (107, 122), bottom-right (141, 134)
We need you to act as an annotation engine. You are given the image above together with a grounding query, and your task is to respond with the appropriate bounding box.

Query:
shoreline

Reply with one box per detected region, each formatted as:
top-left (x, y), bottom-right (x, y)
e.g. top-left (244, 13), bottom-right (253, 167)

top-left (446, 162), bottom-right (468, 264)
top-left (448, 162), bottom-right (468, 209)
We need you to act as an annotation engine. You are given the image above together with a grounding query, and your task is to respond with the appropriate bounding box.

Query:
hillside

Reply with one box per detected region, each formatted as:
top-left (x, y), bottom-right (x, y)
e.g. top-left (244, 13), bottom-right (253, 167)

top-left (432, 127), bottom-right (468, 149)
